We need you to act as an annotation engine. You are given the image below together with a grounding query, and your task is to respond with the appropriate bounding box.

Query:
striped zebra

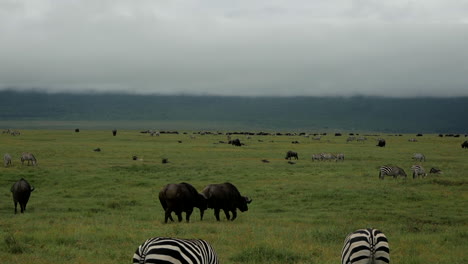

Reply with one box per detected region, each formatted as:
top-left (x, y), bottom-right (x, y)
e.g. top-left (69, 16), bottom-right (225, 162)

top-left (133, 237), bottom-right (219, 264)
top-left (411, 165), bottom-right (427, 179)
top-left (4, 153), bottom-right (12, 167)
top-left (379, 166), bottom-right (407, 179)
top-left (321, 152), bottom-right (336, 161)
top-left (336, 153), bottom-right (345, 162)
top-left (21, 152), bottom-right (37, 166)
top-left (412, 153), bottom-right (425, 162)
top-left (341, 228), bottom-right (390, 264)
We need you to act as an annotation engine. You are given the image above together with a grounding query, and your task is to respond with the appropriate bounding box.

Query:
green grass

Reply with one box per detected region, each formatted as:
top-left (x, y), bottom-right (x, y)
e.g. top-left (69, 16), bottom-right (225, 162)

top-left (1, 130), bottom-right (467, 263)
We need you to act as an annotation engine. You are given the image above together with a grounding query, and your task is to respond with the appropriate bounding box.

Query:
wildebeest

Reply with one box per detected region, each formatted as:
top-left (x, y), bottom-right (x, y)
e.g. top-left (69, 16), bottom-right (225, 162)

top-left (201, 182), bottom-right (252, 221)
top-left (412, 153), bottom-right (426, 162)
top-left (285, 150), bottom-right (298, 160)
top-left (158, 183), bottom-right (207, 223)
top-left (430, 167), bottom-right (442, 174)
top-left (376, 139), bottom-right (386, 147)
top-left (4, 153), bottom-right (12, 167)
top-left (94, 148), bottom-right (101, 152)
top-left (20, 152), bottom-right (37, 166)
top-left (112, 129), bottom-right (117, 136)
top-left (462, 141), bottom-right (468, 149)
top-left (11, 178), bottom-right (35, 214)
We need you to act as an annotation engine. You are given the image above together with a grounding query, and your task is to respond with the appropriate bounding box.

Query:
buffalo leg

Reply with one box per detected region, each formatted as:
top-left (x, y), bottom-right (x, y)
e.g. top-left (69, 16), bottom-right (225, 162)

top-left (176, 212), bottom-right (183, 222)
top-left (14, 202), bottom-right (18, 214)
top-left (214, 208), bottom-right (221, 221)
top-left (223, 209), bottom-right (230, 220)
top-left (231, 209), bottom-right (237, 221)
top-left (165, 210), bottom-right (175, 223)
top-left (185, 209), bottom-right (193, 222)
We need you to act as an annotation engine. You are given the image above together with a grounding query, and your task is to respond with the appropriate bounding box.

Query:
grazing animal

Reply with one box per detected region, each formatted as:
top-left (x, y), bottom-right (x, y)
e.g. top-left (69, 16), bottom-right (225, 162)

top-left (133, 237), bottom-right (219, 264)
top-left (461, 141), bottom-right (468, 149)
top-left (229, 138), bottom-right (242, 146)
top-left (412, 153), bottom-right (426, 162)
top-left (158, 183), bottom-right (207, 223)
top-left (430, 167), bottom-right (442, 174)
top-left (11, 178), bottom-right (35, 214)
top-left (346, 136), bottom-right (356, 142)
top-left (320, 152), bottom-right (336, 161)
top-left (408, 138), bottom-right (417, 142)
top-left (341, 228), bottom-right (390, 264)
top-left (312, 154), bottom-right (321, 161)
top-left (261, 159), bottom-right (270, 163)
top-left (411, 165), bottom-right (427, 179)
top-left (357, 136), bottom-right (367, 142)
top-left (201, 182), bottom-right (252, 221)
top-left (379, 166), bottom-right (407, 179)
top-left (376, 139), bottom-right (386, 147)
top-left (112, 129), bottom-right (117, 136)
top-left (93, 148), bottom-right (101, 152)
top-left (336, 153), bottom-right (345, 162)
top-left (285, 151), bottom-right (299, 160)
top-left (20, 152), bottom-right (37, 166)
top-left (4, 153), bottom-right (12, 167)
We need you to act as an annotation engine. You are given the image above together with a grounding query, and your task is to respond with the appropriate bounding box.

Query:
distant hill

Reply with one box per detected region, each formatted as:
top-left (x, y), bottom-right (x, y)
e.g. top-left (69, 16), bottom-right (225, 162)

top-left (0, 90), bottom-right (467, 133)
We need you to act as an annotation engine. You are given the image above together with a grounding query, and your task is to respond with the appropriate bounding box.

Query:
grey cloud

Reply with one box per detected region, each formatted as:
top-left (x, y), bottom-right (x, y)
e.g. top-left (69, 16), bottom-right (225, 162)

top-left (0, 0), bottom-right (467, 97)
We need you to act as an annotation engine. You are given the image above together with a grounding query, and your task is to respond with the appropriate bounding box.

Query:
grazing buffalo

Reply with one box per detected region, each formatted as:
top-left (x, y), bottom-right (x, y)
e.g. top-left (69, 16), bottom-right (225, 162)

top-left (229, 138), bottom-right (242, 146)
top-left (20, 152), bottom-right (37, 166)
top-left (201, 182), bottom-right (252, 221)
top-left (158, 183), bottom-right (207, 223)
top-left (285, 151), bottom-right (299, 160)
top-left (377, 139), bottom-right (386, 147)
top-left (462, 141), bottom-right (468, 149)
top-left (11, 178), bottom-right (35, 214)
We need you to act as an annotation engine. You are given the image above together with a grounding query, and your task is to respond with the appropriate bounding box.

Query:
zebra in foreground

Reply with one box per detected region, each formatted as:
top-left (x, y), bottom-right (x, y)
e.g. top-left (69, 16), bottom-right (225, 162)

top-left (4, 153), bottom-right (12, 167)
top-left (341, 228), bottom-right (390, 264)
top-left (411, 165), bottom-right (427, 179)
top-left (133, 237), bottom-right (219, 264)
top-left (379, 166), bottom-right (407, 179)
top-left (21, 152), bottom-right (37, 166)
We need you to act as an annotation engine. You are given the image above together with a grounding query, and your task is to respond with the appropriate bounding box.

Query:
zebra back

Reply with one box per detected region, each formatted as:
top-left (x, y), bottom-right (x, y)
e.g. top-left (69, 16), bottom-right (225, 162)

top-left (341, 228), bottom-right (390, 264)
top-left (133, 237), bottom-right (219, 264)
top-left (379, 166), bottom-right (407, 179)
top-left (411, 165), bottom-right (426, 178)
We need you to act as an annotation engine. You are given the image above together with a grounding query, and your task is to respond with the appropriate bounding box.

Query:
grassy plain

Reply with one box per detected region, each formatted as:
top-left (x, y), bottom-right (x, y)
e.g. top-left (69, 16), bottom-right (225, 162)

top-left (0, 129), bottom-right (467, 263)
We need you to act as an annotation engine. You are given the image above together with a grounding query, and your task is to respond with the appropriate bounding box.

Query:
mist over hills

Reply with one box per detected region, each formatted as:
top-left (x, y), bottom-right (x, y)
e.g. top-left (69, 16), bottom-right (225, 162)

top-left (0, 90), bottom-right (467, 133)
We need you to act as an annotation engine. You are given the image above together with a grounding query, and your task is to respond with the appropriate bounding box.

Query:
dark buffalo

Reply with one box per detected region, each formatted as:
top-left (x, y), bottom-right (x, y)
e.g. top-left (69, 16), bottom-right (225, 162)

top-left (229, 138), bottom-right (242, 146)
top-left (112, 129), bottom-right (117, 136)
top-left (11, 178), bottom-right (34, 214)
top-left (285, 150), bottom-right (299, 160)
top-left (377, 139), bottom-right (386, 147)
top-left (461, 141), bottom-right (468, 149)
top-left (158, 183), bottom-right (207, 223)
top-left (201, 182), bottom-right (252, 221)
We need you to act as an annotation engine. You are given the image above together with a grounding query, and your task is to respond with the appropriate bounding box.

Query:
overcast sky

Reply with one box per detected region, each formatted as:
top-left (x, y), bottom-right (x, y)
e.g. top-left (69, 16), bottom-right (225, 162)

top-left (1, 0), bottom-right (467, 97)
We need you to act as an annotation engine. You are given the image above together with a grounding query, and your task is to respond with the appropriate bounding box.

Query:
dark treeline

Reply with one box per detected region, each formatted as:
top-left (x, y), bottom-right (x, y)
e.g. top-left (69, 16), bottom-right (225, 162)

top-left (1, 90), bottom-right (467, 133)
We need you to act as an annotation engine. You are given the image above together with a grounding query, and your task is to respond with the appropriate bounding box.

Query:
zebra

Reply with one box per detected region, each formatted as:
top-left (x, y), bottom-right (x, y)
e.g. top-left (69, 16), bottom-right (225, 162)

top-left (379, 166), bottom-right (407, 179)
top-left (4, 153), bottom-right (12, 167)
top-left (357, 137), bottom-right (367, 142)
top-left (341, 228), bottom-right (390, 264)
top-left (20, 152), bottom-right (37, 166)
top-left (411, 165), bottom-right (427, 179)
top-left (346, 136), bottom-right (356, 143)
top-left (133, 237), bottom-right (219, 264)
top-left (312, 154), bottom-right (322, 161)
top-left (321, 152), bottom-right (336, 161)
top-left (336, 153), bottom-right (345, 162)
top-left (412, 153), bottom-right (425, 162)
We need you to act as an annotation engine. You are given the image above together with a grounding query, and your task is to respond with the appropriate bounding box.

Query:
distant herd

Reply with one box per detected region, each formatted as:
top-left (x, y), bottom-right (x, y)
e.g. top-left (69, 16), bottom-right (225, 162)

top-left (2, 129), bottom-right (467, 263)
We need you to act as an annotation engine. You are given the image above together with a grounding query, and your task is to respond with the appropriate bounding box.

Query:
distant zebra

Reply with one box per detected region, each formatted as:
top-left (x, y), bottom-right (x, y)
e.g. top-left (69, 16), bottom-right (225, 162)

top-left (412, 153), bottom-right (425, 162)
top-left (336, 153), bottom-right (345, 162)
top-left (321, 152), bottom-right (336, 161)
top-left (346, 136), bottom-right (356, 142)
top-left (357, 137), bottom-right (367, 143)
top-left (20, 152), bottom-right (37, 166)
top-left (312, 154), bottom-right (322, 161)
top-left (411, 165), bottom-right (427, 179)
top-left (408, 138), bottom-right (417, 142)
top-left (341, 228), bottom-right (390, 264)
top-left (379, 166), bottom-right (407, 179)
top-left (133, 237), bottom-right (219, 264)
top-left (4, 153), bottom-right (12, 167)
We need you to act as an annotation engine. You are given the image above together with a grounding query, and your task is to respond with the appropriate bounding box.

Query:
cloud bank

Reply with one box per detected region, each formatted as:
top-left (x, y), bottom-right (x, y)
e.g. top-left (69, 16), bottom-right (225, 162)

top-left (1, 0), bottom-right (467, 97)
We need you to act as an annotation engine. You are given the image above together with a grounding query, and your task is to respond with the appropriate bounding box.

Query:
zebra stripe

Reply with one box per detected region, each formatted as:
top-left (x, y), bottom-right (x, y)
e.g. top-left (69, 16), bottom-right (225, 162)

top-left (133, 237), bottom-right (219, 264)
top-left (411, 165), bottom-right (427, 179)
top-left (379, 166), bottom-right (407, 179)
top-left (341, 228), bottom-right (390, 264)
